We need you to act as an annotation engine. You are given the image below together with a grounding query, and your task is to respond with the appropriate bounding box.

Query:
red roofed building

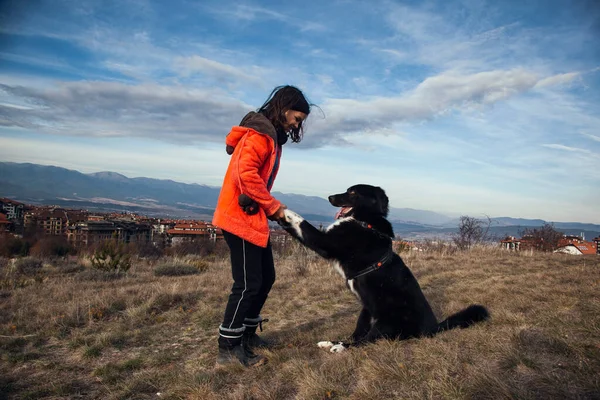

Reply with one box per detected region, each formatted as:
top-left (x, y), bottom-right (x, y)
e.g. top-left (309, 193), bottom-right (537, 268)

top-left (500, 236), bottom-right (537, 251)
top-left (167, 221), bottom-right (222, 244)
top-left (554, 235), bottom-right (598, 255)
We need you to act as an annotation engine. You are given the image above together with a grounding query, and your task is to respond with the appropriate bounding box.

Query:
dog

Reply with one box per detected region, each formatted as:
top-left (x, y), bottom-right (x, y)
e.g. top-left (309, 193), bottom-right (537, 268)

top-left (280, 184), bottom-right (489, 352)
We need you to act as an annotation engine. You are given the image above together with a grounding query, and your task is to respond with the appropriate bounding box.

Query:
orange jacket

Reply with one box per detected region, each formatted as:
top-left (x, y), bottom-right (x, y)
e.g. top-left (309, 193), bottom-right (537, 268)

top-left (212, 112), bottom-right (283, 248)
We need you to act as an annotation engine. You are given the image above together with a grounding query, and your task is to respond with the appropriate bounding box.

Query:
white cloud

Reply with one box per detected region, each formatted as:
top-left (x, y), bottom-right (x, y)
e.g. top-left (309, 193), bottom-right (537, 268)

top-left (580, 132), bottom-right (600, 142)
top-left (0, 81), bottom-right (250, 143)
top-left (203, 3), bottom-right (327, 32)
top-left (304, 68), bottom-right (544, 147)
top-left (542, 144), bottom-right (593, 154)
top-left (378, 3), bottom-right (518, 72)
top-left (174, 55), bottom-right (266, 84)
top-left (535, 72), bottom-right (581, 88)
top-left (2, 66), bottom-right (592, 150)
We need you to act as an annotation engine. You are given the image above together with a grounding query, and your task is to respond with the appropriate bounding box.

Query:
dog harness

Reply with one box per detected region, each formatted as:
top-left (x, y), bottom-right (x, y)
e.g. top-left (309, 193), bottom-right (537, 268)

top-left (346, 247), bottom-right (396, 280)
top-left (345, 220), bottom-right (396, 280)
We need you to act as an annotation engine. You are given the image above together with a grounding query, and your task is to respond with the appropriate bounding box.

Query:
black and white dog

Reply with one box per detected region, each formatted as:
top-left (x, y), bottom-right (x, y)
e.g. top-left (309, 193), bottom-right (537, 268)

top-left (281, 184), bottom-right (489, 353)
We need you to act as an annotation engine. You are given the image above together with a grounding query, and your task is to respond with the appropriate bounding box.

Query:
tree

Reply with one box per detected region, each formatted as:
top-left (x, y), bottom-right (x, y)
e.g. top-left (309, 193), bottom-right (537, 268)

top-left (521, 223), bottom-right (563, 252)
top-left (453, 215), bottom-right (491, 250)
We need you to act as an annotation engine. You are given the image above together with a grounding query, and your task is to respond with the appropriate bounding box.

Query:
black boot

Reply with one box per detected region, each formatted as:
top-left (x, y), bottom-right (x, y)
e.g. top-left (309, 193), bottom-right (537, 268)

top-left (217, 330), bottom-right (267, 367)
top-left (243, 318), bottom-right (271, 350)
top-left (216, 344), bottom-right (267, 367)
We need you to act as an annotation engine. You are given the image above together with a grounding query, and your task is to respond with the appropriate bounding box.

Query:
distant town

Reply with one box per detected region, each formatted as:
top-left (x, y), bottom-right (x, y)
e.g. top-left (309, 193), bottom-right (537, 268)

top-left (0, 197), bottom-right (292, 251)
top-left (1, 197), bottom-right (598, 255)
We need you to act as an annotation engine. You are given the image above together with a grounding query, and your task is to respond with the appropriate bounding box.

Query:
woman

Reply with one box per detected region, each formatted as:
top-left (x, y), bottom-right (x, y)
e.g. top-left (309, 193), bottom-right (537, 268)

top-left (212, 85), bottom-right (311, 367)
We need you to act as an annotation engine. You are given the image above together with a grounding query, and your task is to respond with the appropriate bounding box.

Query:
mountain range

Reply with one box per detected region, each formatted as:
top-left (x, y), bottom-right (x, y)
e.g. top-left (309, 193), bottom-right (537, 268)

top-left (1, 162), bottom-right (599, 241)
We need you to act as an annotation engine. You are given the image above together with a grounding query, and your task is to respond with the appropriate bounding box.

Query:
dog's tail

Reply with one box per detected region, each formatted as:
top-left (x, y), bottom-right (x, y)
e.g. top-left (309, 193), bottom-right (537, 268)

top-left (436, 304), bottom-right (489, 333)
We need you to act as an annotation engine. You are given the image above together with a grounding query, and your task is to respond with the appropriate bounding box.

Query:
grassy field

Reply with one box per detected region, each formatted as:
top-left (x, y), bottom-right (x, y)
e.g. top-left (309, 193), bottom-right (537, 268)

top-left (1, 243), bottom-right (599, 399)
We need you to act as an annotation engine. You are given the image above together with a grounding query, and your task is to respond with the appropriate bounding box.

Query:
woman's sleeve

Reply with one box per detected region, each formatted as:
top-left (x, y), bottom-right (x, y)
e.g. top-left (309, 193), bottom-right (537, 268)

top-left (234, 134), bottom-right (281, 216)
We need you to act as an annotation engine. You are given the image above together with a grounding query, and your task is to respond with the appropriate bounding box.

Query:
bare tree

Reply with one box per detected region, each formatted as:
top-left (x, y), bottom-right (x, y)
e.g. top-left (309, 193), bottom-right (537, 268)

top-left (453, 215), bottom-right (492, 250)
top-left (521, 223), bottom-right (563, 252)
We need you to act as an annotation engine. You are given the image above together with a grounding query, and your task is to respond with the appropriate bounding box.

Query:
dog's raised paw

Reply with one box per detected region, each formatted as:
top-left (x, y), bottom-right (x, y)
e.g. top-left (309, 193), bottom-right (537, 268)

top-left (283, 209), bottom-right (304, 238)
top-left (283, 209), bottom-right (303, 224)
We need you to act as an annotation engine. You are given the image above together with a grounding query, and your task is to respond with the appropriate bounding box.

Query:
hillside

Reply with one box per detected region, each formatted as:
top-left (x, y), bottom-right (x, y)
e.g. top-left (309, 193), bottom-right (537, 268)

top-left (1, 161), bottom-right (599, 239)
top-left (0, 247), bottom-right (599, 398)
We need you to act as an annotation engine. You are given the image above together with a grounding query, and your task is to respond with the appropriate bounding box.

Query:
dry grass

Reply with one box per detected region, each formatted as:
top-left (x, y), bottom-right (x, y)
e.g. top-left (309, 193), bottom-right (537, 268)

top-left (1, 246), bottom-right (599, 399)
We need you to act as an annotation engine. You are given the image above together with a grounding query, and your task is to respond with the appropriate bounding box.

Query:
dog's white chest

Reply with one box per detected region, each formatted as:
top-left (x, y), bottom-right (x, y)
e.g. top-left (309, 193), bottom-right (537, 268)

top-left (326, 217), bottom-right (353, 232)
top-left (333, 261), bottom-right (361, 300)
top-left (348, 279), bottom-right (360, 299)
top-left (333, 261), bottom-right (346, 279)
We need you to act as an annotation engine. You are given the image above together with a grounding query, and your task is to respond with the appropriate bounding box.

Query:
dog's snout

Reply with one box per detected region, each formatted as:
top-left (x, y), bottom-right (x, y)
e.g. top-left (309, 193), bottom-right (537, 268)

top-left (328, 195), bottom-right (335, 202)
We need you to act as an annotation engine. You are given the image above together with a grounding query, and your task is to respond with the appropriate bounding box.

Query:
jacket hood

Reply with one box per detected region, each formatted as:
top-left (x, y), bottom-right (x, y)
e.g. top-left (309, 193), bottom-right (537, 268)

top-left (239, 111), bottom-right (277, 140)
top-left (226, 111), bottom-right (286, 155)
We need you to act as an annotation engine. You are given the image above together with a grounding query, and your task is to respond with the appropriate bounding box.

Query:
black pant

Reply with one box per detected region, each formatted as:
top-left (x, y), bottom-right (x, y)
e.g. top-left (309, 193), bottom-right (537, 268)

top-left (218, 230), bottom-right (275, 347)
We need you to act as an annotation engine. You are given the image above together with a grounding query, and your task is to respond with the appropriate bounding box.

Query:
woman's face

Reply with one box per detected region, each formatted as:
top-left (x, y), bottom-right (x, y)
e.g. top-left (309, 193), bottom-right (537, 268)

top-left (283, 110), bottom-right (307, 132)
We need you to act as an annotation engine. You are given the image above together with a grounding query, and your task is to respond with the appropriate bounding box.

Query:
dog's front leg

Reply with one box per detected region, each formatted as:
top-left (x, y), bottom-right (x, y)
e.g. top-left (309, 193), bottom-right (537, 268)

top-left (281, 209), bottom-right (337, 259)
top-left (355, 322), bottom-right (393, 346)
top-left (323, 326), bottom-right (386, 353)
top-left (351, 308), bottom-right (372, 343)
top-left (316, 309), bottom-right (372, 354)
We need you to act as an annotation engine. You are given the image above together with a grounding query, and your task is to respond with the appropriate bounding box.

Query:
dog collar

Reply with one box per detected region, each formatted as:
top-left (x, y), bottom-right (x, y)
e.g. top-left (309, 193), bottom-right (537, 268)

top-left (355, 220), bottom-right (394, 240)
top-left (346, 247), bottom-right (395, 280)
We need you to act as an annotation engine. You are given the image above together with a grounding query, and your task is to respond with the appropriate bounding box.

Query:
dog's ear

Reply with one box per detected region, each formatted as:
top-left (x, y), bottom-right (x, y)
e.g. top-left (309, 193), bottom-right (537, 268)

top-left (375, 187), bottom-right (389, 216)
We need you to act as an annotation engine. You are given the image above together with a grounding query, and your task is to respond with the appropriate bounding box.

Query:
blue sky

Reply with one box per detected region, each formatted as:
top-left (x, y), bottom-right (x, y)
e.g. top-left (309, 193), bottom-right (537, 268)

top-left (0, 0), bottom-right (599, 223)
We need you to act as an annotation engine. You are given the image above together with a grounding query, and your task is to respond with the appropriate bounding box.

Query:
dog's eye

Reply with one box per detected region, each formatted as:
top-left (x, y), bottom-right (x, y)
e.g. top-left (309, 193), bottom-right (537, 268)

top-left (349, 191), bottom-right (356, 196)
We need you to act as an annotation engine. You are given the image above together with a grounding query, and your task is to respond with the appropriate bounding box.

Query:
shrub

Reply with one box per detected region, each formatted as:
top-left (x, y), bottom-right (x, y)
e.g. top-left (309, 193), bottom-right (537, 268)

top-left (394, 241), bottom-right (412, 253)
top-left (14, 257), bottom-right (43, 275)
top-left (183, 257), bottom-right (210, 272)
top-left (90, 240), bottom-right (131, 274)
top-left (0, 234), bottom-right (30, 257)
top-left (153, 263), bottom-right (201, 277)
top-left (29, 236), bottom-right (73, 258)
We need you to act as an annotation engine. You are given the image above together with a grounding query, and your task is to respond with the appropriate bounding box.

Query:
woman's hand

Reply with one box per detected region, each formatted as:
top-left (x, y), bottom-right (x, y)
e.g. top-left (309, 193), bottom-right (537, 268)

top-left (268, 204), bottom-right (288, 221)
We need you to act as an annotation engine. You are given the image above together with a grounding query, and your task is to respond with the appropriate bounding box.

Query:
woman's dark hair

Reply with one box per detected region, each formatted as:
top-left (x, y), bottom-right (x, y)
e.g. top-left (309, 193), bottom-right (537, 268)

top-left (258, 85), bottom-right (312, 143)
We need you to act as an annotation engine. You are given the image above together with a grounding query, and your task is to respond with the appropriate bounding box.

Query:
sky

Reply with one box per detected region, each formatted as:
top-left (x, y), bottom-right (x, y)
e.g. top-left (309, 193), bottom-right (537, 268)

top-left (0, 0), bottom-right (599, 224)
